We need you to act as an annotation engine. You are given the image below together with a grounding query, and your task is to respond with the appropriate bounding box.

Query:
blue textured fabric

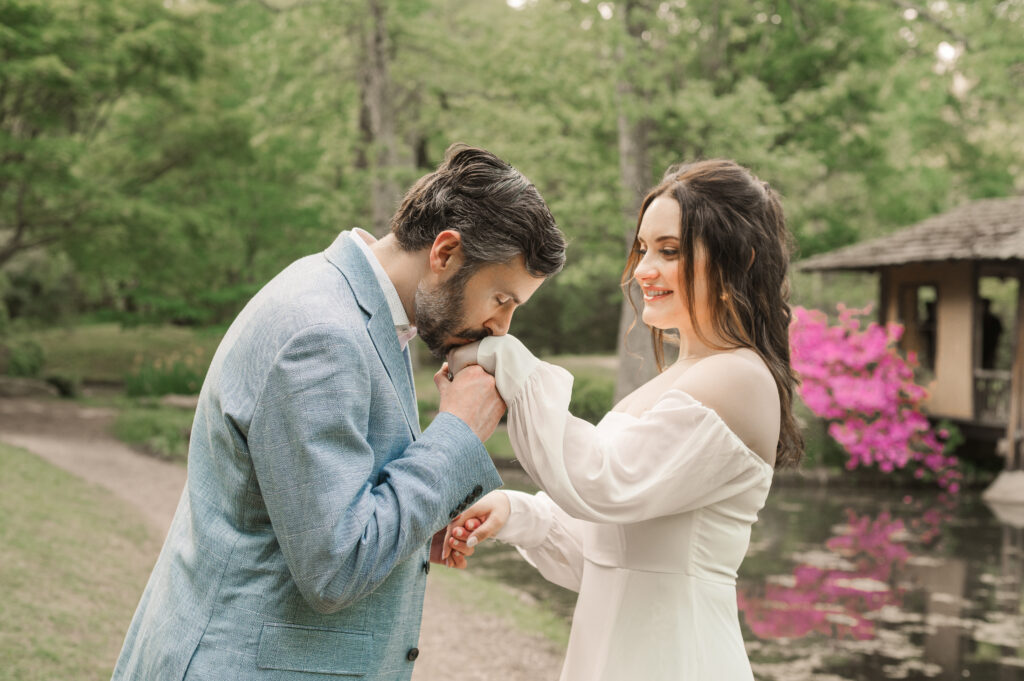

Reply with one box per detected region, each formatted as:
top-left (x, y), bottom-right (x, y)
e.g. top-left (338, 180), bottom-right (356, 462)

top-left (112, 233), bottom-right (503, 680)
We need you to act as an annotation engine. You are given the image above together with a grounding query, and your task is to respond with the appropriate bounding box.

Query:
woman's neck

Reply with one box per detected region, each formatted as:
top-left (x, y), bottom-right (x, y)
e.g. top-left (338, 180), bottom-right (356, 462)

top-left (674, 327), bottom-right (732, 363)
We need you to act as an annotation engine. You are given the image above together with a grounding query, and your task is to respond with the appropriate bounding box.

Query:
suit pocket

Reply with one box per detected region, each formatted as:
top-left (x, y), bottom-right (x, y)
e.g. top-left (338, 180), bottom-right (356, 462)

top-left (256, 622), bottom-right (372, 676)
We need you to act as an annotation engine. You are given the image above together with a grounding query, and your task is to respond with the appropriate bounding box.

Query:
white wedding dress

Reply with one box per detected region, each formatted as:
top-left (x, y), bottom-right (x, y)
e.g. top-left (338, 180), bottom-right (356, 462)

top-left (478, 337), bottom-right (774, 681)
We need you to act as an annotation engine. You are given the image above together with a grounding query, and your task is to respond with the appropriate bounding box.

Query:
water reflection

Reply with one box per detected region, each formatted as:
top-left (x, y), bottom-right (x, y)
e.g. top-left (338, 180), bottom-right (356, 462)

top-left (740, 490), bottom-right (1024, 681)
top-left (469, 472), bottom-right (1024, 680)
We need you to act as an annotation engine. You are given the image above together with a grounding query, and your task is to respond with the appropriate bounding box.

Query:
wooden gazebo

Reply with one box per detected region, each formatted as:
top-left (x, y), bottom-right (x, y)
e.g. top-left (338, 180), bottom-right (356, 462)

top-left (799, 196), bottom-right (1024, 502)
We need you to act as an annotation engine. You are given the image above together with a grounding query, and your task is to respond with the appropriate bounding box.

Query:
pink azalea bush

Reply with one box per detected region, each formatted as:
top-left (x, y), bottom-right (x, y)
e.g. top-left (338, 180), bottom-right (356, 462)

top-left (790, 304), bottom-right (962, 491)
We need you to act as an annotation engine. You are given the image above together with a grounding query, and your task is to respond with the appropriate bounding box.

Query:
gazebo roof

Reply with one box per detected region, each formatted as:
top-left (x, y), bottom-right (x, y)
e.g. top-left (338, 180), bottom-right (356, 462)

top-left (798, 196), bottom-right (1024, 272)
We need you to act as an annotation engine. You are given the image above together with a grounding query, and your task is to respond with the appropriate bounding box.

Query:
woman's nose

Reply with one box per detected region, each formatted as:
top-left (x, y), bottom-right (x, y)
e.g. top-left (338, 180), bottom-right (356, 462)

top-left (634, 259), bottom-right (657, 281)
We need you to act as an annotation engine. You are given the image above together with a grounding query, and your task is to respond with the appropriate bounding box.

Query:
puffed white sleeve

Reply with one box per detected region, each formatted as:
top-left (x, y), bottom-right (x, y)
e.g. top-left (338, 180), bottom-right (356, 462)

top-left (477, 335), bottom-right (774, 525)
top-left (494, 490), bottom-right (585, 593)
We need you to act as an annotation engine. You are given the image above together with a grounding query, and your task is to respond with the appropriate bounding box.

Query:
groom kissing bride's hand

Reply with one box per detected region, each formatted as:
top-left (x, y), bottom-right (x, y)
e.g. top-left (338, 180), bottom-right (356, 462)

top-left (111, 145), bottom-right (566, 681)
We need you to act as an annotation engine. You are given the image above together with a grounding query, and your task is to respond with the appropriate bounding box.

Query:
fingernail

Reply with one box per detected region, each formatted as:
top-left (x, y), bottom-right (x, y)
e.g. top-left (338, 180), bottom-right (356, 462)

top-left (454, 528), bottom-right (463, 538)
top-left (466, 536), bottom-right (478, 548)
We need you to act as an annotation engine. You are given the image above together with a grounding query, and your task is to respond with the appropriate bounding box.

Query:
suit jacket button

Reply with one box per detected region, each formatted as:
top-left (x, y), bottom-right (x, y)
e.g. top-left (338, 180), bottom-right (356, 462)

top-left (422, 560), bottom-right (430, 574)
top-left (472, 484), bottom-right (483, 496)
top-left (407, 648), bottom-right (420, 661)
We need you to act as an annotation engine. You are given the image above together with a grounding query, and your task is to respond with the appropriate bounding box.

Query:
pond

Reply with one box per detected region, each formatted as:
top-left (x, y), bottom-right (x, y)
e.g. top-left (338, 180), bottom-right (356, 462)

top-left (470, 470), bottom-right (1024, 680)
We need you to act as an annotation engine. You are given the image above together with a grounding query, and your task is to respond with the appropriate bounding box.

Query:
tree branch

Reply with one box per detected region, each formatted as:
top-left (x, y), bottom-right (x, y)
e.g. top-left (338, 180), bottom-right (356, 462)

top-left (887, 0), bottom-right (970, 49)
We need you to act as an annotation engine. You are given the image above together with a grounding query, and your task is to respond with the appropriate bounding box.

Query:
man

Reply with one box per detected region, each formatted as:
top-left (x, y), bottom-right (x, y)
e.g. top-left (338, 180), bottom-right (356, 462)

top-left (112, 144), bottom-right (566, 680)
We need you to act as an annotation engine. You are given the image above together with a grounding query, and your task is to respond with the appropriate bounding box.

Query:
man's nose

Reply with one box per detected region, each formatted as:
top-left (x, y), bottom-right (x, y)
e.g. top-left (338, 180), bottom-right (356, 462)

top-left (484, 307), bottom-right (514, 336)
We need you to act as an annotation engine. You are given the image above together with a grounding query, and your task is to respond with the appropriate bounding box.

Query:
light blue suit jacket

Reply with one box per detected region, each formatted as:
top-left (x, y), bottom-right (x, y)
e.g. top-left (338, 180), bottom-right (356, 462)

top-left (113, 233), bottom-right (502, 680)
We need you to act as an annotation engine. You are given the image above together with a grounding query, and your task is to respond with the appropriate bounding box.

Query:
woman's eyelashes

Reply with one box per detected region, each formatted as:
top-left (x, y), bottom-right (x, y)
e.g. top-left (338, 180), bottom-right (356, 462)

top-left (636, 247), bottom-right (679, 258)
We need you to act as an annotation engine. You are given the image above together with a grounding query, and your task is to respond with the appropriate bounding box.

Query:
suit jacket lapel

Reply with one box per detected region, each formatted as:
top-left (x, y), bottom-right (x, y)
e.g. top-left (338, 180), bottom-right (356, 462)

top-left (324, 232), bottom-right (420, 438)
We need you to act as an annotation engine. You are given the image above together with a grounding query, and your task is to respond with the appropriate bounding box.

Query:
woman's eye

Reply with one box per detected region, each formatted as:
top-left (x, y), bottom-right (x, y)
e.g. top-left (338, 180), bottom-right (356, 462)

top-left (661, 249), bottom-right (678, 257)
top-left (637, 248), bottom-right (648, 257)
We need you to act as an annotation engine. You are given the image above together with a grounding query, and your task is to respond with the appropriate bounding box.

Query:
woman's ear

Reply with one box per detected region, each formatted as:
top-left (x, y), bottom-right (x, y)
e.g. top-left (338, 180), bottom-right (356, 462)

top-left (428, 230), bottom-right (464, 275)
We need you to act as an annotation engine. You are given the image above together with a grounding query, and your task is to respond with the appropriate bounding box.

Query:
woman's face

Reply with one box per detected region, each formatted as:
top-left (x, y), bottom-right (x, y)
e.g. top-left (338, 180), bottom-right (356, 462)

top-left (633, 195), bottom-right (709, 332)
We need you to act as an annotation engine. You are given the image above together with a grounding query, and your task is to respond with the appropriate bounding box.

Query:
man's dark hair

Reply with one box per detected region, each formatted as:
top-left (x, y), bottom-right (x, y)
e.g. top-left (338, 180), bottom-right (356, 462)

top-left (390, 143), bottom-right (566, 277)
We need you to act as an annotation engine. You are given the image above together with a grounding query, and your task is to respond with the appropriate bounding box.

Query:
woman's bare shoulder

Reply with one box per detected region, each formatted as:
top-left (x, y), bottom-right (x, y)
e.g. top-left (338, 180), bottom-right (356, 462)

top-left (671, 350), bottom-right (780, 463)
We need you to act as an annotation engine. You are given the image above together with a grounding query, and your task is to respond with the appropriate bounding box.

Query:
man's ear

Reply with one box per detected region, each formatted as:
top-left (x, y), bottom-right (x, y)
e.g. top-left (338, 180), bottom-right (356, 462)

top-left (428, 230), bottom-right (464, 275)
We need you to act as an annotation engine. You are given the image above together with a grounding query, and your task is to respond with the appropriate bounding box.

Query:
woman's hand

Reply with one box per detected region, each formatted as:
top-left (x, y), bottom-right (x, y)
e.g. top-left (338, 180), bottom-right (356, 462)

top-left (446, 340), bottom-right (484, 378)
top-left (443, 491), bottom-right (512, 561)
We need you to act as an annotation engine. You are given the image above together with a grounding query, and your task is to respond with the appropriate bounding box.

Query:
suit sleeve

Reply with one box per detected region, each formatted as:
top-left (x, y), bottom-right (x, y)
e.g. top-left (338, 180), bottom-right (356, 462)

top-left (248, 323), bottom-right (502, 614)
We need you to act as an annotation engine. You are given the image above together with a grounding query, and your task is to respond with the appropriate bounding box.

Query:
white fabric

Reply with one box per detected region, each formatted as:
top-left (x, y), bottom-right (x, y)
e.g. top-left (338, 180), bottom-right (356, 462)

top-left (492, 347), bottom-right (774, 681)
top-left (349, 229), bottom-right (416, 349)
top-left (477, 335), bottom-right (540, 398)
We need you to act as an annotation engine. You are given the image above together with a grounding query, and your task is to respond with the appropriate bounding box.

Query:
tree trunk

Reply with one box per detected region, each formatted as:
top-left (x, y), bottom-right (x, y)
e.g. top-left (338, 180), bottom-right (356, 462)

top-left (612, 4), bottom-right (657, 403)
top-left (361, 0), bottom-right (401, 237)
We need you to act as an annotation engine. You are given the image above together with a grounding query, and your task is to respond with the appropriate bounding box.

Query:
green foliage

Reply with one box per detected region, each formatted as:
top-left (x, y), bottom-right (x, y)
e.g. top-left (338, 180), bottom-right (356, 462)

top-left (112, 404), bottom-right (193, 462)
top-left (124, 351), bottom-right (206, 397)
top-left (4, 339), bottom-right (44, 377)
top-left (2, 0), bottom-right (1022, 350)
top-left (569, 374), bottom-right (616, 425)
top-left (10, 323), bottom-right (221, 384)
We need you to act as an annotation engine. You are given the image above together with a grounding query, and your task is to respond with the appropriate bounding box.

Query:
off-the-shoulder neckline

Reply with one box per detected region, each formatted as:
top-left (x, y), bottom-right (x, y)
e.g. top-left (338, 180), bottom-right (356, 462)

top-left (606, 388), bottom-right (776, 473)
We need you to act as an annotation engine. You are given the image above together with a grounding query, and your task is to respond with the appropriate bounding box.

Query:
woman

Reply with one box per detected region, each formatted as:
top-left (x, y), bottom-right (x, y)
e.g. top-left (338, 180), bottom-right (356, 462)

top-left (444, 159), bottom-right (803, 680)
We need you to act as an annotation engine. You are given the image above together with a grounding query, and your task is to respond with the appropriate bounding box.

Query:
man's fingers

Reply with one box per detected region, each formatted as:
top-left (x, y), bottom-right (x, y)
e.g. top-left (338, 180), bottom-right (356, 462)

top-left (433, 364), bottom-right (451, 390)
top-left (441, 525), bottom-right (453, 561)
top-left (448, 536), bottom-right (475, 557)
top-left (466, 513), bottom-right (503, 546)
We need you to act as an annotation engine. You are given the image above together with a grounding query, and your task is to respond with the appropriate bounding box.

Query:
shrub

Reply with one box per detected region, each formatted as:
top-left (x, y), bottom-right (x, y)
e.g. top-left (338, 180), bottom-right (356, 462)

top-left (5, 340), bottom-right (45, 377)
top-left (124, 351), bottom-right (206, 397)
top-left (569, 374), bottom-right (615, 425)
top-left (112, 405), bottom-right (194, 462)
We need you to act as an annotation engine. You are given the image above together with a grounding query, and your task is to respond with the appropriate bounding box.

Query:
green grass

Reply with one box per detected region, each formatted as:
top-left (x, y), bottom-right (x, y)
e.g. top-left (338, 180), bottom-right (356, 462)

top-left (429, 563), bottom-right (570, 648)
top-left (0, 444), bottom-right (158, 681)
top-left (11, 323), bottom-right (222, 384)
top-left (112, 403), bottom-right (195, 462)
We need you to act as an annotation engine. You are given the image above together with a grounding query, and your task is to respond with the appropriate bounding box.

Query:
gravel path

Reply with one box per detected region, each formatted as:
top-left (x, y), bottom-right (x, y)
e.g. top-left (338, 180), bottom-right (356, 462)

top-left (0, 397), bottom-right (563, 681)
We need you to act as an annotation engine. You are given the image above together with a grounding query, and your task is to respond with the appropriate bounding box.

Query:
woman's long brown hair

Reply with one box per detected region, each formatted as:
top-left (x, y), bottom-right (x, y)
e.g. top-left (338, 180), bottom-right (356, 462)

top-left (620, 159), bottom-right (804, 468)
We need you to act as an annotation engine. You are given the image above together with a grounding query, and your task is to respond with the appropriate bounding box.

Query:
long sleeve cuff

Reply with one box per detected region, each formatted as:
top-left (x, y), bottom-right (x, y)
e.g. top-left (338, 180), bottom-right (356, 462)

top-left (494, 490), bottom-right (555, 548)
top-left (477, 335), bottom-right (541, 403)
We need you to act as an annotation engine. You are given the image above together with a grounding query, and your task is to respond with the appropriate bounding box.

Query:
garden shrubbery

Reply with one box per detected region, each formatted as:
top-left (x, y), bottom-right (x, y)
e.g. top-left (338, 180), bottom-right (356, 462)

top-left (569, 374), bottom-right (615, 425)
top-left (124, 351), bottom-right (206, 397)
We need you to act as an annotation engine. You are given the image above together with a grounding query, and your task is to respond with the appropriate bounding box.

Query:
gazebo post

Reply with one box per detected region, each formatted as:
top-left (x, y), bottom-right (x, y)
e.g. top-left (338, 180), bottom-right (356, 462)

top-left (983, 268), bottom-right (1024, 504)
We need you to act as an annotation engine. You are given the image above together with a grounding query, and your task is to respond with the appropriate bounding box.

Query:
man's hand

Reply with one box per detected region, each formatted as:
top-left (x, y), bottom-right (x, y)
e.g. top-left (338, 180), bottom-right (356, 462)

top-left (443, 491), bottom-right (511, 561)
top-left (430, 528), bottom-right (473, 569)
top-left (434, 364), bottom-right (505, 442)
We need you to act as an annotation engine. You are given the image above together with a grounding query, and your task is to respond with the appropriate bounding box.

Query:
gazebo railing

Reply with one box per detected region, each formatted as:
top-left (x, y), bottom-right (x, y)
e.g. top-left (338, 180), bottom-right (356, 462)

top-left (975, 368), bottom-right (1013, 425)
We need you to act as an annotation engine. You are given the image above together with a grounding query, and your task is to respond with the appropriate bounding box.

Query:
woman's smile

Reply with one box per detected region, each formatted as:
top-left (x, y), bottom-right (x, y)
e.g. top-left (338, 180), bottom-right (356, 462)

top-left (642, 286), bottom-right (674, 302)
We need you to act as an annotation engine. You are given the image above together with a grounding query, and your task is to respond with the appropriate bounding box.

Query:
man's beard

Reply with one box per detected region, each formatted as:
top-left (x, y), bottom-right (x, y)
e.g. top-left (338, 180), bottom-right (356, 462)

top-left (414, 268), bottom-right (490, 359)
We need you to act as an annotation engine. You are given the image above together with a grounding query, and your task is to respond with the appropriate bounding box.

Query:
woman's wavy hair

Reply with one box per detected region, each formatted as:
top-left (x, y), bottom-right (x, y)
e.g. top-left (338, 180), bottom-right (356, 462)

top-left (621, 159), bottom-right (804, 468)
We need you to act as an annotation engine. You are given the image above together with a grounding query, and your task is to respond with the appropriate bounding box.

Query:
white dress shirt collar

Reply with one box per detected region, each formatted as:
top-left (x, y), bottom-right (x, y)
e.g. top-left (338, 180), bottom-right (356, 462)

top-left (349, 229), bottom-right (417, 350)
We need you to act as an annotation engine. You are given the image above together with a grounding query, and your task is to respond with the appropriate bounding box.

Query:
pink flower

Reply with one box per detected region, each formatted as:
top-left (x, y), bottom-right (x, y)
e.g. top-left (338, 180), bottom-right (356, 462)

top-left (790, 305), bottom-right (962, 493)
